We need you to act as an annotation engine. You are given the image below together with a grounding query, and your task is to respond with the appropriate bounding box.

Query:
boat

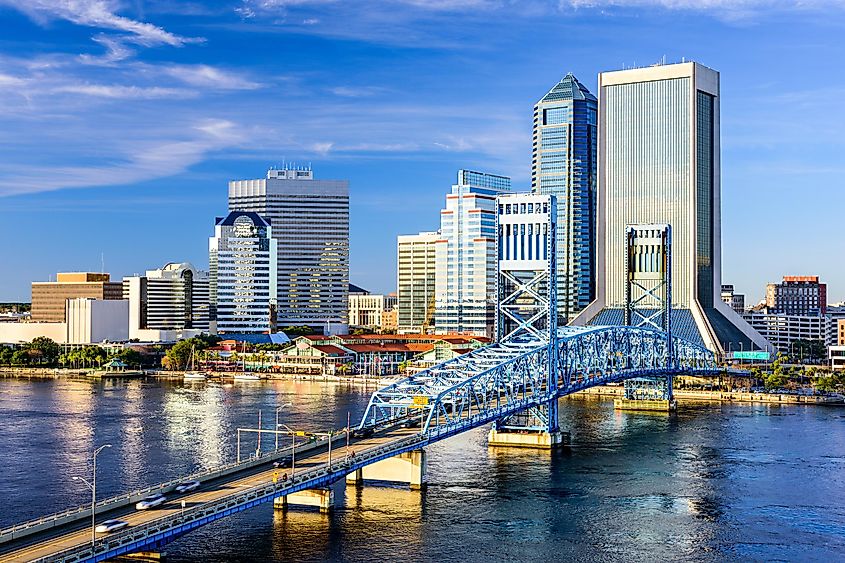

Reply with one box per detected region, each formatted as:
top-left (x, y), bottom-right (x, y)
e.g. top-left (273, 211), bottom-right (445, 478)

top-left (183, 346), bottom-right (207, 381)
top-left (233, 341), bottom-right (261, 381)
top-left (233, 373), bottom-right (261, 382)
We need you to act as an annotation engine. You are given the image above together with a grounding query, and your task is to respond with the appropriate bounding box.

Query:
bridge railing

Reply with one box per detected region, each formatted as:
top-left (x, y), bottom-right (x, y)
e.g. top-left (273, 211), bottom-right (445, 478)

top-left (35, 432), bottom-right (430, 563)
top-left (0, 433), bottom-right (341, 545)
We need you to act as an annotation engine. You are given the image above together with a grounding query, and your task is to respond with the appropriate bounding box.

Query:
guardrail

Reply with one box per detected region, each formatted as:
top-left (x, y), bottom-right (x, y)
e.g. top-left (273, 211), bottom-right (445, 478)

top-left (34, 433), bottom-right (428, 563)
top-left (0, 432), bottom-right (348, 546)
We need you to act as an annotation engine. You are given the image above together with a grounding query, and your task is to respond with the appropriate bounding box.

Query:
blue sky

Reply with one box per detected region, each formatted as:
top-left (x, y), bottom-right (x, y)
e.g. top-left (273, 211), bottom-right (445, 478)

top-left (0, 0), bottom-right (844, 304)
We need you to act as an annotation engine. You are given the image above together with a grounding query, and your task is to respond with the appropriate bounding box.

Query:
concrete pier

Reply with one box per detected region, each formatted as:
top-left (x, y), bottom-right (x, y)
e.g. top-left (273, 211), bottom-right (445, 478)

top-left (613, 398), bottom-right (676, 412)
top-left (115, 552), bottom-right (165, 562)
top-left (487, 427), bottom-right (567, 449)
top-left (274, 487), bottom-right (334, 513)
top-left (346, 450), bottom-right (427, 489)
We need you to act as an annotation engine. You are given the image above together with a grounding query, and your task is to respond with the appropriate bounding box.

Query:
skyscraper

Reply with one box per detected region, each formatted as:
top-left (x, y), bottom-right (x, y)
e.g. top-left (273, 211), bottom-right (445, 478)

top-left (532, 73), bottom-right (597, 324)
top-left (573, 62), bottom-right (770, 355)
top-left (435, 170), bottom-right (511, 337)
top-left (209, 211), bottom-right (277, 334)
top-left (397, 231), bottom-right (439, 334)
top-left (229, 166), bottom-right (349, 334)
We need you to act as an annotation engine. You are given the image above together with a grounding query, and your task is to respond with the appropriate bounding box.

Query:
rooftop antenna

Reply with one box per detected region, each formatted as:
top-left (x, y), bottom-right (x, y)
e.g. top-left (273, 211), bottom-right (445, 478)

top-left (101, 253), bottom-right (105, 274)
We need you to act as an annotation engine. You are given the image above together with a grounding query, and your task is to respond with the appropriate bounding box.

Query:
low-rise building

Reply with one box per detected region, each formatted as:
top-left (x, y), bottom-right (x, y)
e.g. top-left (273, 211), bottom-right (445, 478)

top-left (765, 275), bottom-right (826, 316)
top-left (829, 345), bottom-right (845, 371)
top-left (31, 272), bottom-right (123, 323)
top-left (721, 284), bottom-right (745, 313)
top-left (348, 290), bottom-right (398, 331)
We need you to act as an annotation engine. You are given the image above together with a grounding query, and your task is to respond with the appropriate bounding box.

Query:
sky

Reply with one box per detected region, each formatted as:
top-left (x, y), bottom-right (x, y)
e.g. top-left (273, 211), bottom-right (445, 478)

top-left (0, 0), bottom-right (844, 304)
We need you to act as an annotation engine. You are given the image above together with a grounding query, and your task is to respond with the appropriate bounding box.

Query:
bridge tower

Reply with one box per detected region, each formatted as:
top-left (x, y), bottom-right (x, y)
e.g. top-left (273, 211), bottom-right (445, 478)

top-left (488, 193), bottom-right (564, 448)
top-left (618, 224), bottom-right (676, 411)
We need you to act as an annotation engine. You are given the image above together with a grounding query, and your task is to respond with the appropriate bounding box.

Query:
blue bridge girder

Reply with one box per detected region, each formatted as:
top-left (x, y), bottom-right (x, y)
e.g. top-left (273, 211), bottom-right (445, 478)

top-left (9, 325), bottom-right (720, 563)
top-left (360, 325), bottom-right (718, 438)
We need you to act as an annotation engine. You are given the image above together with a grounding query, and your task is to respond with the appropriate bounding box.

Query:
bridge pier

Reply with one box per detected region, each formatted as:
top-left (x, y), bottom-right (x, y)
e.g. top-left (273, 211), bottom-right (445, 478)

top-left (488, 399), bottom-right (567, 449)
top-left (346, 449), bottom-right (427, 489)
top-left (613, 377), bottom-right (676, 412)
top-left (114, 552), bottom-right (165, 562)
top-left (274, 487), bottom-right (334, 513)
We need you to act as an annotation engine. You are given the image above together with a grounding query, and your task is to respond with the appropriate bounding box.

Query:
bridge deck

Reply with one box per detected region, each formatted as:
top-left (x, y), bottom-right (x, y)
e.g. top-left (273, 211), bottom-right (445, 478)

top-left (0, 426), bottom-right (421, 563)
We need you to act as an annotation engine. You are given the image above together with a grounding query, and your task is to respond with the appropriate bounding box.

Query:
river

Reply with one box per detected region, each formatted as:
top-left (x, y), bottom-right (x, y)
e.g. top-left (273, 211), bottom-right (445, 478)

top-left (1, 377), bottom-right (844, 562)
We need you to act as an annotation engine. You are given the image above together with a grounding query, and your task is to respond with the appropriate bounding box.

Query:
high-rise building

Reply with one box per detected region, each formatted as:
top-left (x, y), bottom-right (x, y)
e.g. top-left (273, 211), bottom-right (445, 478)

top-left (209, 211), bottom-right (278, 334)
top-left (31, 273), bottom-right (123, 323)
top-left (123, 262), bottom-right (210, 340)
top-left (532, 74), bottom-right (598, 324)
top-left (435, 170), bottom-right (511, 337)
top-left (229, 166), bottom-right (349, 334)
top-left (765, 276), bottom-right (826, 316)
top-left (721, 284), bottom-right (745, 313)
top-left (397, 231), bottom-right (439, 334)
top-left (573, 61), bottom-right (770, 355)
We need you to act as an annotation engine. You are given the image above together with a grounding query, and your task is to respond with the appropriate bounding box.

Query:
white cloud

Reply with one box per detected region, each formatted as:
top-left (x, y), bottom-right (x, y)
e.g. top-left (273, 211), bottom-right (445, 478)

top-left (53, 83), bottom-right (196, 99)
top-left (329, 86), bottom-right (387, 98)
top-left (160, 64), bottom-right (263, 90)
top-left (0, 119), bottom-right (243, 196)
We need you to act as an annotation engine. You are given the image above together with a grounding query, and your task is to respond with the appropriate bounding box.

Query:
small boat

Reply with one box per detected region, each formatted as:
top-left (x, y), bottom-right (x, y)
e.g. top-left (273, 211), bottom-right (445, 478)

top-left (183, 346), bottom-right (207, 380)
top-left (183, 371), bottom-right (207, 381)
top-left (233, 373), bottom-right (261, 382)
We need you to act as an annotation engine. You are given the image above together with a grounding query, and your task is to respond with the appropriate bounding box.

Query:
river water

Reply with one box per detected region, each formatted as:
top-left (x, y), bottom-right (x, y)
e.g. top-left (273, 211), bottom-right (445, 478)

top-left (1, 377), bottom-right (844, 562)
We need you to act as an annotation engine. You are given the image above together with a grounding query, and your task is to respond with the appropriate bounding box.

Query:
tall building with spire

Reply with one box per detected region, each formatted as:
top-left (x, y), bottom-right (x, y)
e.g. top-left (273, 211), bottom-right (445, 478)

top-left (572, 61), bottom-right (770, 355)
top-left (532, 73), bottom-right (597, 324)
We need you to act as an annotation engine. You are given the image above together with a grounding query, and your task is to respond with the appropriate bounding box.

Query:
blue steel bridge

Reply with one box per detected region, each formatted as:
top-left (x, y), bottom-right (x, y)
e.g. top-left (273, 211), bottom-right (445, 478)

top-left (0, 197), bottom-right (723, 562)
top-left (0, 326), bottom-right (717, 563)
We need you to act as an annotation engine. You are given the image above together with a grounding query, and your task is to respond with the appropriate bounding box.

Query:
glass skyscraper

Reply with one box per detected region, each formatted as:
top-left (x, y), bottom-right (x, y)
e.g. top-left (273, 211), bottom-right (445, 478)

top-left (435, 170), bottom-right (511, 337)
top-left (228, 167), bottom-right (349, 334)
top-left (573, 62), bottom-right (770, 355)
top-left (532, 73), bottom-right (597, 324)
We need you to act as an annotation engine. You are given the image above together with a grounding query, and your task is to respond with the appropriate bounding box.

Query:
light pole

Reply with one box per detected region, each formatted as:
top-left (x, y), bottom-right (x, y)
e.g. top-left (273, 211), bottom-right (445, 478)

top-left (275, 402), bottom-right (292, 451)
top-left (73, 443), bottom-right (112, 548)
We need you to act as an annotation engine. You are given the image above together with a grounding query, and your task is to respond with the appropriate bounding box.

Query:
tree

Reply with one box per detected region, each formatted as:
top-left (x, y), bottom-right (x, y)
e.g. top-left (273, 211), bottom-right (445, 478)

top-left (163, 337), bottom-right (215, 371)
top-left (114, 348), bottom-right (144, 368)
top-left (28, 337), bottom-right (60, 366)
top-left (11, 349), bottom-right (30, 366)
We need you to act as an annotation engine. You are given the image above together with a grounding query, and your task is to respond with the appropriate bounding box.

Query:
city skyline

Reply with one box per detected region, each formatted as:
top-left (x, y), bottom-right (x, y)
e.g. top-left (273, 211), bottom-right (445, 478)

top-left (1, 2), bottom-right (845, 304)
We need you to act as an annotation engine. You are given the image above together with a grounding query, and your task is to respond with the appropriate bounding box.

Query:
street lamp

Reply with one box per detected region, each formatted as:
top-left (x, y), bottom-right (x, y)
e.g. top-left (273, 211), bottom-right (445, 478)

top-left (73, 443), bottom-right (112, 548)
top-left (275, 402), bottom-right (292, 451)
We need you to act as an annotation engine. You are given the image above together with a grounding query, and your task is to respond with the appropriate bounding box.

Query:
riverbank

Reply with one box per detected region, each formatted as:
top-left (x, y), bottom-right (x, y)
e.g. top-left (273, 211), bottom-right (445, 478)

top-left (574, 385), bottom-right (844, 405)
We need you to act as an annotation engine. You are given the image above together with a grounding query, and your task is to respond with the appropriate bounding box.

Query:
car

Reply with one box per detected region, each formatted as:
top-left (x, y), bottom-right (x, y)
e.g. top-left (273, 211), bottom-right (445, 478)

top-left (401, 418), bottom-right (421, 429)
top-left (175, 480), bottom-right (200, 493)
top-left (273, 457), bottom-right (292, 469)
top-left (352, 427), bottom-right (374, 439)
top-left (95, 519), bottom-right (128, 533)
top-left (135, 493), bottom-right (167, 510)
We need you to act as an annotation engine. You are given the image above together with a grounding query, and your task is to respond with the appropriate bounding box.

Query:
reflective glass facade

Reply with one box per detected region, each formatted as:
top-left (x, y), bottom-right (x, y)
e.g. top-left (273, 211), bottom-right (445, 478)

top-left (532, 74), bottom-right (597, 324)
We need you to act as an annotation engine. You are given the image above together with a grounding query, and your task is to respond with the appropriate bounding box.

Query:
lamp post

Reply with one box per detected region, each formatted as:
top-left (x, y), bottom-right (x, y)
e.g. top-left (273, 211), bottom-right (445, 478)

top-left (275, 402), bottom-right (292, 451)
top-left (73, 443), bottom-right (112, 548)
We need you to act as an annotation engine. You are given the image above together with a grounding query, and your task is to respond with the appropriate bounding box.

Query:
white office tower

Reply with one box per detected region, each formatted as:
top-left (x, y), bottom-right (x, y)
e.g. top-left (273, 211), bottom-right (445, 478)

top-left (229, 166), bottom-right (349, 334)
top-left (434, 170), bottom-right (511, 337)
top-left (397, 231), bottom-right (439, 334)
top-left (123, 262), bottom-right (210, 340)
top-left (209, 211), bottom-right (278, 334)
top-left (573, 62), bottom-right (770, 355)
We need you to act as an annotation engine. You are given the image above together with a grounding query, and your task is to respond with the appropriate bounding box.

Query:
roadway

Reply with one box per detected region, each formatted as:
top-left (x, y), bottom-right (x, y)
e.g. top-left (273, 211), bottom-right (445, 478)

top-left (0, 425), bottom-right (421, 563)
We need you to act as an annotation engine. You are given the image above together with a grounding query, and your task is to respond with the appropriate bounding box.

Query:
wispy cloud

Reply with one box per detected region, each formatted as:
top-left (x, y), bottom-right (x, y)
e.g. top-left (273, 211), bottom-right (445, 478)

top-left (160, 64), bottom-right (263, 90)
top-left (329, 86), bottom-right (388, 98)
top-left (0, 119), bottom-right (243, 196)
top-left (54, 83), bottom-right (196, 99)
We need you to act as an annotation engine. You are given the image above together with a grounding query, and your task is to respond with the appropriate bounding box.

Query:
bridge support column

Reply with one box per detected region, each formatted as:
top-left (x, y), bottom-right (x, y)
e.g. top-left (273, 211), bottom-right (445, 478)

top-left (614, 377), bottom-right (676, 412)
top-left (346, 449), bottom-right (427, 489)
top-left (488, 399), bottom-right (567, 449)
top-left (274, 487), bottom-right (334, 513)
top-left (115, 553), bottom-right (165, 562)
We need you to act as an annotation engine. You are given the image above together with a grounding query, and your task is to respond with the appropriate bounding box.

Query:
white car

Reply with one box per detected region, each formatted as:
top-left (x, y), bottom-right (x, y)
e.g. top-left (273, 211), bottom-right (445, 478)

top-left (135, 493), bottom-right (167, 510)
top-left (175, 480), bottom-right (200, 493)
top-left (95, 519), bottom-right (128, 533)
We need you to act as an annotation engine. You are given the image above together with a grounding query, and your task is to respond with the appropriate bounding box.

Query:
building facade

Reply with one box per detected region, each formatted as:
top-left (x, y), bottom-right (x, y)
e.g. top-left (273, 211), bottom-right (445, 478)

top-left (721, 284), bottom-right (745, 313)
top-left (742, 312), bottom-right (831, 353)
top-left (123, 262), bottom-right (210, 340)
top-left (31, 273), bottom-right (123, 323)
top-left (348, 292), bottom-right (398, 330)
top-left (228, 166), bottom-right (349, 334)
top-left (765, 276), bottom-right (827, 316)
top-left (532, 74), bottom-right (598, 323)
top-left (573, 61), bottom-right (770, 355)
top-left (66, 298), bottom-right (129, 345)
top-left (397, 231), bottom-right (439, 334)
top-left (435, 170), bottom-right (510, 337)
top-left (209, 211), bottom-right (278, 334)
